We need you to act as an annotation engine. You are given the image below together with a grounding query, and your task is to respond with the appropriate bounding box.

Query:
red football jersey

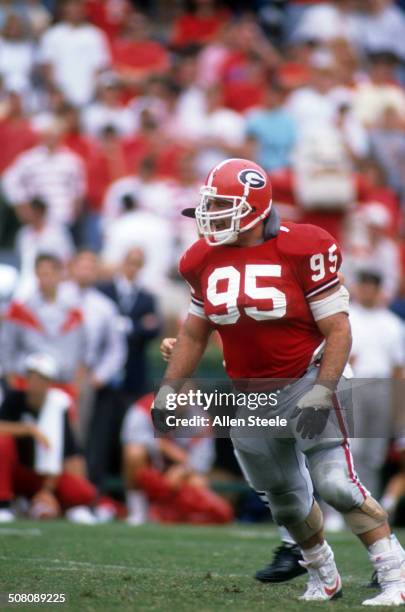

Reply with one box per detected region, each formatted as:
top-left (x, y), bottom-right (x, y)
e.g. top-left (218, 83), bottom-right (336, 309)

top-left (179, 222), bottom-right (342, 380)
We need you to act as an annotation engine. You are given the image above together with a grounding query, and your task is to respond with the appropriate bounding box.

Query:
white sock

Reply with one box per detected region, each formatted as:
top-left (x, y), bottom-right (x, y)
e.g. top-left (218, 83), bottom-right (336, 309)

top-left (368, 537), bottom-right (393, 557)
top-left (302, 540), bottom-right (332, 564)
top-left (126, 490), bottom-right (148, 519)
top-left (390, 534), bottom-right (405, 561)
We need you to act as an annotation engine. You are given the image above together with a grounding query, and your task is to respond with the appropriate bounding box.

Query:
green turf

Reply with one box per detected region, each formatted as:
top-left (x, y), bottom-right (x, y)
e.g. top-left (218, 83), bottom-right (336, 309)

top-left (0, 521), bottom-right (403, 611)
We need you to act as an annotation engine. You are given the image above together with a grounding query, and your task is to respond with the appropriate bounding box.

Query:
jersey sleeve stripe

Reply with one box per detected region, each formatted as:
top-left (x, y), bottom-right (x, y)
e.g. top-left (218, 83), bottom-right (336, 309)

top-left (191, 296), bottom-right (204, 306)
top-left (305, 276), bottom-right (339, 299)
top-left (189, 301), bottom-right (208, 319)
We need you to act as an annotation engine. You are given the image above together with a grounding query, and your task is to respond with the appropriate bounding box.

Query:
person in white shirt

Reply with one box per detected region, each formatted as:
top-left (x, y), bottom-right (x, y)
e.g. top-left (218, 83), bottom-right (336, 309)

top-left (81, 71), bottom-right (136, 139)
top-left (349, 270), bottom-right (405, 498)
top-left (0, 13), bottom-right (34, 98)
top-left (102, 155), bottom-right (176, 224)
top-left (351, 0), bottom-right (405, 62)
top-left (194, 84), bottom-right (246, 177)
top-left (38, 0), bottom-right (110, 107)
top-left (15, 198), bottom-right (75, 299)
top-left (292, 0), bottom-right (359, 45)
top-left (2, 118), bottom-right (86, 226)
top-left (343, 202), bottom-right (401, 304)
top-left (101, 191), bottom-right (174, 296)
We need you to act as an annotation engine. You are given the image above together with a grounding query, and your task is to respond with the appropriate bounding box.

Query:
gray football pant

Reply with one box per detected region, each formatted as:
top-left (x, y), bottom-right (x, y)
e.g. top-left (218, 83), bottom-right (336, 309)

top-left (231, 366), bottom-right (368, 529)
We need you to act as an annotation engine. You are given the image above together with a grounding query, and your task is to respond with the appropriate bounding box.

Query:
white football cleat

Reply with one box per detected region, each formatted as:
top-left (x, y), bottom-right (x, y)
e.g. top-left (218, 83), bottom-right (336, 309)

top-left (299, 543), bottom-right (342, 601)
top-left (363, 546), bottom-right (405, 606)
top-left (0, 508), bottom-right (15, 523)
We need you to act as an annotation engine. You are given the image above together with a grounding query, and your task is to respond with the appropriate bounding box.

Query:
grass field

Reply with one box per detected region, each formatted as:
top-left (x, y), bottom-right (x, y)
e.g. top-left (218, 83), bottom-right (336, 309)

top-left (1, 521), bottom-right (403, 611)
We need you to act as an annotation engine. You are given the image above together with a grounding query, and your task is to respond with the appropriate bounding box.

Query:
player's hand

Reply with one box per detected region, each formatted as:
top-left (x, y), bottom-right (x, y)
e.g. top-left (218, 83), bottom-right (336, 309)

top-left (160, 338), bottom-right (177, 362)
top-left (28, 424), bottom-right (51, 449)
top-left (151, 385), bottom-right (176, 433)
top-left (291, 385), bottom-right (333, 440)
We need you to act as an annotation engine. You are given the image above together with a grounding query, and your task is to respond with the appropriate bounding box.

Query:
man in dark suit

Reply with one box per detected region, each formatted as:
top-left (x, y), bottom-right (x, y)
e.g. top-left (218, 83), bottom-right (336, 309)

top-left (99, 247), bottom-right (162, 405)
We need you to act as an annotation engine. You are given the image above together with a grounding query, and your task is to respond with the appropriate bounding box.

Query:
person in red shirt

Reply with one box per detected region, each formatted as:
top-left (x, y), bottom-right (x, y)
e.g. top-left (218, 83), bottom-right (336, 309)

top-left (171, 0), bottom-right (230, 49)
top-left (219, 17), bottom-right (279, 113)
top-left (0, 91), bottom-right (38, 174)
top-left (85, 0), bottom-right (131, 42)
top-left (111, 11), bottom-right (169, 87)
top-left (152, 158), bottom-right (405, 606)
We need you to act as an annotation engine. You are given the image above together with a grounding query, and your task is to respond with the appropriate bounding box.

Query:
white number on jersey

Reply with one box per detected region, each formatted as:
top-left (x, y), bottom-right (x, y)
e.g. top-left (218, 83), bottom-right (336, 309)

top-left (310, 244), bottom-right (338, 282)
top-left (206, 265), bottom-right (287, 325)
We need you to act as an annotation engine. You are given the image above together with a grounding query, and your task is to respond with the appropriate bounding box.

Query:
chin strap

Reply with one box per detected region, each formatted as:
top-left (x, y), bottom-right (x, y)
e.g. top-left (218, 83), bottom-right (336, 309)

top-left (263, 207), bottom-right (281, 241)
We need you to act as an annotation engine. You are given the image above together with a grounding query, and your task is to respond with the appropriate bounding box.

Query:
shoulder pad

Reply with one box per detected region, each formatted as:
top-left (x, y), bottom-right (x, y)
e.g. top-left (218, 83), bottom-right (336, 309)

top-left (276, 222), bottom-right (338, 257)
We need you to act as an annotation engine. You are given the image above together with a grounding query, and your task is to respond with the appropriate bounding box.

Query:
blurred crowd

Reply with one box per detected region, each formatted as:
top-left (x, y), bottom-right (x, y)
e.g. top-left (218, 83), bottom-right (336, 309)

top-left (0, 0), bottom-right (405, 526)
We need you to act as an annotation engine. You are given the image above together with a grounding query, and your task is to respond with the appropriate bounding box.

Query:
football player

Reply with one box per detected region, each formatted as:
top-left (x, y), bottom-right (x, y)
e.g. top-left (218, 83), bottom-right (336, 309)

top-left (160, 335), bottom-right (307, 584)
top-left (152, 158), bottom-right (405, 605)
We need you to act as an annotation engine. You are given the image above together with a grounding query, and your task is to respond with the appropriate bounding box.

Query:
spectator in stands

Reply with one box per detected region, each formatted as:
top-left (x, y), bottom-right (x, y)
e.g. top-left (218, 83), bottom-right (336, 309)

top-left (2, 117), bottom-right (86, 228)
top-left (82, 71), bottom-right (136, 139)
top-left (358, 157), bottom-right (400, 232)
top-left (99, 247), bottom-right (161, 403)
top-left (67, 249), bottom-right (127, 485)
top-left (1, 253), bottom-right (86, 390)
top-left (349, 270), bottom-right (405, 497)
top-left (194, 83), bottom-right (246, 177)
top-left (0, 89), bottom-right (38, 173)
top-left (0, 13), bottom-right (35, 98)
top-left (101, 191), bottom-right (174, 294)
top-left (111, 10), bottom-right (169, 85)
top-left (352, 51), bottom-right (405, 128)
top-left (369, 105), bottom-right (405, 201)
top-left (291, 0), bottom-right (359, 46)
top-left (286, 49), bottom-right (339, 138)
top-left (38, 0), bottom-right (111, 107)
top-left (171, 0), bottom-right (230, 49)
top-left (245, 80), bottom-right (296, 172)
top-left (121, 392), bottom-right (232, 525)
top-left (353, 0), bottom-right (405, 61)
top-left (0, 353), bottom-right (99, 524)
top-left (344, 202), bottom-right (401, 303)
top-left (85, 0), bottom-right (130, 43)
top-left (15, 197), bottom-right (75, 298)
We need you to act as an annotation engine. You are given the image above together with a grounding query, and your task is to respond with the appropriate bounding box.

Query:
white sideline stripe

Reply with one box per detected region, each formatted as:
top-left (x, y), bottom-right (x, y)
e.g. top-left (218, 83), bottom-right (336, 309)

top-left (0, 528), bottom-right (42, 536)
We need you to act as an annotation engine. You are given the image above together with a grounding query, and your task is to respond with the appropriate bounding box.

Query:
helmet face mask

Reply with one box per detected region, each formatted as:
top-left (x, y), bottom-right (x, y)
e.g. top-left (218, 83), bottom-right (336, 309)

top-left (192, 159), bottom-right (272, 247)
top-left (195, 187), bottom-right (253, 246)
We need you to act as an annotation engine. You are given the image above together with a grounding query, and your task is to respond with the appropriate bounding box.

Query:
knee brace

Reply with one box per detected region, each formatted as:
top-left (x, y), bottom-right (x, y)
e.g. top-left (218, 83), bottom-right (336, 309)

top-left (343, 496), bottom-right (388, 535)
top-left (284, 500), bottom-right (323, 544)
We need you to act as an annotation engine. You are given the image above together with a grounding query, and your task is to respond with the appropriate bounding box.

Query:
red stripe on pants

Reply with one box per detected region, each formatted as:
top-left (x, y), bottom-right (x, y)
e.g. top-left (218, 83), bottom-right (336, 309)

top-left (332, 396), bottom-right (367, 500)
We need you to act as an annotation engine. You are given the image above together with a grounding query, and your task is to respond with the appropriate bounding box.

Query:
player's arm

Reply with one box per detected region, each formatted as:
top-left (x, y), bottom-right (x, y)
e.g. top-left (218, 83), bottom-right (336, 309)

top-left (163, 314), bottom-right (212, 380)
top-left (152, 314), bottom-right (213, 431)
top-left (293, 281), bottom-right (351, 439)
top-left (0, 421), bottom-right (50, 447)
top-left (309, 285), bottom-right (352, 388)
